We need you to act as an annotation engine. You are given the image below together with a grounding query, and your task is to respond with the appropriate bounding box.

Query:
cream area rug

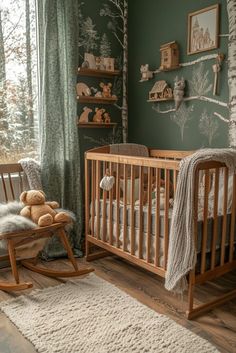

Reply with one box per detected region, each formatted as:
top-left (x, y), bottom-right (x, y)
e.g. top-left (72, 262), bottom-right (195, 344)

top-left (0, 274), bottom-right (219, 353)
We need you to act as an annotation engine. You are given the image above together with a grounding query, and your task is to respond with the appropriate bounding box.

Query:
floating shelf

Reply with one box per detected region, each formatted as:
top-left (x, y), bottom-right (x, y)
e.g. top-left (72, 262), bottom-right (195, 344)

top-left (159, 66), bottom-right (180, 72)
top-left (147, 98), bottom-right (174, 103)
top-left (78, 67), bottom-right (121, 78)
top-left (77, 96), bottom-right (117, 104)
top-left (77, 122), bottom-right (117, 129)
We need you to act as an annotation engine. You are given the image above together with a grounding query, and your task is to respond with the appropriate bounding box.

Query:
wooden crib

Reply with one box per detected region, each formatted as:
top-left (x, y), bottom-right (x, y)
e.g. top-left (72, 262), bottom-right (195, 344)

top-left (85, 145), bottom-right (236, 319)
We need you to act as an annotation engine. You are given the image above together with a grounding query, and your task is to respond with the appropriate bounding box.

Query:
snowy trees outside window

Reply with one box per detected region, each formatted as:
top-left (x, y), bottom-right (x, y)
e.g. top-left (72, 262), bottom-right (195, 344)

top-left (0, 0), bottom-right (38, 163)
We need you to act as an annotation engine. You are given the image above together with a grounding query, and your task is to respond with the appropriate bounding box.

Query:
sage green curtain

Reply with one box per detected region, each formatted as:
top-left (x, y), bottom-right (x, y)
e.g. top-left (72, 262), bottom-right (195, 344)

top-left (37, 0), bottom-right (82, 258)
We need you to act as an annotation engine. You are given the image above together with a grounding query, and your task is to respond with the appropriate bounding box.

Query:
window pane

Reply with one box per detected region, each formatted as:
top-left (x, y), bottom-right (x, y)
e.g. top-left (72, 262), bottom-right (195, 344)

top-left (0, 0), bottom-right (39, 163)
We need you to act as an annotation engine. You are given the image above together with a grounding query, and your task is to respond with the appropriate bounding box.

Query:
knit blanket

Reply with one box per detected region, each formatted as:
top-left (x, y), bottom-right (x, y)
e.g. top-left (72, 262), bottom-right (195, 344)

top-left (165, 148), bottom-right (236, 293)
top-left (18, 158), bottom-right (42, 190)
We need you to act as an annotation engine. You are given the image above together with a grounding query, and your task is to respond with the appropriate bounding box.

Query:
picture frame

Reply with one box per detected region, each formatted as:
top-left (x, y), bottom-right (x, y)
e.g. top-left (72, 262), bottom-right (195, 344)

top-left (187, 4), bottom-right (220, 55)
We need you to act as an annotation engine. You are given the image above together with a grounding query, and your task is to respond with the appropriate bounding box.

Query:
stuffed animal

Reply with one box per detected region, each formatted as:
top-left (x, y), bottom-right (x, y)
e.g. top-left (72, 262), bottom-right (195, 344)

top-left (79, 107), bottom-right (92, 123)
top-left (20, 190), bottom-right (71, 227)
top-left (93, 107), bottom-right (105, 123)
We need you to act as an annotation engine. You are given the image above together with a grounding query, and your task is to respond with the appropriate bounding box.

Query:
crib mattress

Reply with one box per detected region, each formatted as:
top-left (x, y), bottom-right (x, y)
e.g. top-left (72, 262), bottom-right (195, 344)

top-left (90, 200), bottom-right (236, 255)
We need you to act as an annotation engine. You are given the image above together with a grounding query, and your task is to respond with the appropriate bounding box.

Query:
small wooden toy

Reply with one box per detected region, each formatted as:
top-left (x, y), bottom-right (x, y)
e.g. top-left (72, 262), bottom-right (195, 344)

top-left (159, 41), bottom-right (179, 71)
top-left (173, 77), bottom-right (185, 110)
top-left (149, 80), bottom-right (173, 101)
top-left (78, 107), bottom-right (92, 123)
top-left (76, 82), bottom-right (91, 96)
top-left (140, 64), bottom-right (153, 82)
top-left (103, 112), bottom-right (111, 124)
top-left (93, 107), bottom-right (105, 123)
top-left (100, 82), bottom-right (112, 98)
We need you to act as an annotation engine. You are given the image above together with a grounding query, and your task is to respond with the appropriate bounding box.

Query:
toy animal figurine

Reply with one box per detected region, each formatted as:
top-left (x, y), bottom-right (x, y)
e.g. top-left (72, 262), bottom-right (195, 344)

top-left (103, 112), bottom-right (111, 124)
top-left (78, 107), bottom-right (92, 123)
top-left (140, 64), bottom-right (153, 82)
top-left (93, 107), bottom-right (105, 123)
top-left (100, 82), bottom-right (112, 98)
top-left (173, 76), bottom-right (185, 110)
top-left (76, 82), bottom-right (91, 97)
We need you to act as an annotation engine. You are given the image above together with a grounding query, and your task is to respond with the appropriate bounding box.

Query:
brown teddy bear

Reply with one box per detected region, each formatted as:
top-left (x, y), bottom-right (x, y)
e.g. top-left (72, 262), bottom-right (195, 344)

top-left (93, 107), bottom-right (105, 123)
top-left (20, 190), bottom-right (71, 227)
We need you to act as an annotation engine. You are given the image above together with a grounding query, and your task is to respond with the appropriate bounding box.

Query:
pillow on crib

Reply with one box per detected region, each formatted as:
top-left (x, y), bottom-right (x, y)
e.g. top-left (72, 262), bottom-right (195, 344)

top-left (120, 178), bottom-right (140, 204)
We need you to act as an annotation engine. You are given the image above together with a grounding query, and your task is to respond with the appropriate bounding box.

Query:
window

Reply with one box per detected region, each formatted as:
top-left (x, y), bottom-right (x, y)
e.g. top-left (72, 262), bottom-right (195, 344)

top-left (0, 0), bottom-right (38, 163)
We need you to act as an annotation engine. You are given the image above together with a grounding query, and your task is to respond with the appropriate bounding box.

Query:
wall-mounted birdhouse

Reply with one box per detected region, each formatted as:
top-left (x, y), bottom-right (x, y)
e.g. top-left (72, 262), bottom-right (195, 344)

top-left (159, 41), bottom-right (180, 71)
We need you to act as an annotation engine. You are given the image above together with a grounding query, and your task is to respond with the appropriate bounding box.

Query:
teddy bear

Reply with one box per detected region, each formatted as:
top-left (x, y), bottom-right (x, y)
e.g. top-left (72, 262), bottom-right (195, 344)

top-left (103, 112), bottom-right (111, 124)
top-left (20, 190), bottom-right (71, 227)
top-left (93, 107), bottom-right (105, 123)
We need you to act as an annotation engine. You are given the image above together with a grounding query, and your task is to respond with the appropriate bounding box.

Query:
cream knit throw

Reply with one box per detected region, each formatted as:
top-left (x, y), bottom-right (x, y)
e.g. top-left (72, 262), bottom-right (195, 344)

top-left (165, 148), bottom-right (236, 293)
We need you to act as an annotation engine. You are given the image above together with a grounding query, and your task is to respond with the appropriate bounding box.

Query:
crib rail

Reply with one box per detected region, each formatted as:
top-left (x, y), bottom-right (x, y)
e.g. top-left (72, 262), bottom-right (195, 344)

top-left (193, 161), bottom-right (236, 285)
top-left (85, 149), bottom-right (182, 276)
top-left (0, 164), bottom-right (25, 202)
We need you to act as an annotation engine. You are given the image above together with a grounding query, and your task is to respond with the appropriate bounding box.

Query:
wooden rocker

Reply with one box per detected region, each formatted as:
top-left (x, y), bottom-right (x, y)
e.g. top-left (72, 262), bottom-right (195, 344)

top-left (0, 163), bottom-right (94, 292)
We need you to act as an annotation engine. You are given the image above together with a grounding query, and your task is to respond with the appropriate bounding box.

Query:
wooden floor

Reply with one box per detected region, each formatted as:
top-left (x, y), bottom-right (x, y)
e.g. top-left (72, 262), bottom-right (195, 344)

top-left (0, 256), bottom-right (236, 353)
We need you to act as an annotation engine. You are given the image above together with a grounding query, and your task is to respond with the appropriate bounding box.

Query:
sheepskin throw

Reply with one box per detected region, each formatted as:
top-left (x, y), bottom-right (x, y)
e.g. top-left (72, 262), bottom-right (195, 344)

top-left (18, 158), bottom-right (42, 190)
top-left (0, 274), bottom-right (220, 353)
top-left (165, 148), bottom-right (236, 293)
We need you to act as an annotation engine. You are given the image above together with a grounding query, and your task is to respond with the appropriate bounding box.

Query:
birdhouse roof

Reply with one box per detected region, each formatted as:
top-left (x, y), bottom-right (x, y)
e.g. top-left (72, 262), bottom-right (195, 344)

top-left (160, 41), bottom-right (178, 50)
top-left (150, 80), bottom-right (168, 93)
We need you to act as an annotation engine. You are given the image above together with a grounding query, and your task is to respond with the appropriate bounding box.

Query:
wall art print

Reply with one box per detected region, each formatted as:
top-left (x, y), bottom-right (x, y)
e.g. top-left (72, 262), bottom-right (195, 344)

top-left (187, 4), bottom-right (220, 55)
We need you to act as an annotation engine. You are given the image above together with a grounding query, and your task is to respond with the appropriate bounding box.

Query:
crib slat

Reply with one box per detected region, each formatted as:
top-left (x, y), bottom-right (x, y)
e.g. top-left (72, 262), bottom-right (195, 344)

top-left (130, 165), bottom-right (135, 255)
top-left (138, 166), bottom-right (144, 259)
top-left (91, 161), bottom-right (95, 237)
top-left (96, 161), bottom-right (101, 240)
top-left (164, 169), bottom-right (170, 270)
top-left (193, 170), bottom-right (200, 278)
top-left (211, 168), bottom-right (219, 270)
top-left (102, 188), bottom-right (107, 242)
top-left (19, 172), bottom-right (24, 193)
top-left (154, 168), bottom-right (161, 267)
top-left (85, 159), bottom-right (90, 250)
top-left (123, 164), bottom-right (127, 251)
top-left (1, 174), bottom-right (8, 202)
top-left (201, 170), bottom-right (210, 274)
top-left (221, 168), bottom-right (229, 266)
top-left (109, 163), bottom-right (113, 245)
top-left (229, 174), bottom-right (236, 262)
top-left (146, 167), bottom-right (152, 263)
top-left (116, 163), bottom-right (120, 248)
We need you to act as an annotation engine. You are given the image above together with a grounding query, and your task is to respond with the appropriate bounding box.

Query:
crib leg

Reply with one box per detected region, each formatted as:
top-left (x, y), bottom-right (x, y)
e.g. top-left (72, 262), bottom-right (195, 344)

top-left (85, 239), bottom-right (111, 262)
top-left (186, 271), bottom-right (195, 319)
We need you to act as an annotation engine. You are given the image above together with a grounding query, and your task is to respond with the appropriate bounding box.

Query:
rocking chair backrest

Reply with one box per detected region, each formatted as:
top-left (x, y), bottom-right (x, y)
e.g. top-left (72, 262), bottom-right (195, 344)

top-left (0, 164), bottom-right (28, 203)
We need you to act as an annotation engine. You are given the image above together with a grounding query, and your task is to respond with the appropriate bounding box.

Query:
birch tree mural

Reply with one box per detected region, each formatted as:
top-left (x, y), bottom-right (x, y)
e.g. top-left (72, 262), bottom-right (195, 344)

top-left (170, 104), bottom-right (193, 141)
top-left (199, 110), bottom-right (219, 146)
top-left (100, 0), bottom-right (128, 143)
top-left (227, 0), bottom-right (236, 148)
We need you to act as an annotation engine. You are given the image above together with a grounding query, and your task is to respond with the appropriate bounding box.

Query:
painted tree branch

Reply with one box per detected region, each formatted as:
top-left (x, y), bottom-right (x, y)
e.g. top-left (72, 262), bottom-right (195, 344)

top-left (213, 112), bottom-right (230, 123)
top-left (114, 103), bottom-right (122, 110)
top-left (183, 95), bottom-right (228, 107)
top-left (112, 31), bottom-right (124, 49)
top-left (152, 105), bottom-right (176, 114)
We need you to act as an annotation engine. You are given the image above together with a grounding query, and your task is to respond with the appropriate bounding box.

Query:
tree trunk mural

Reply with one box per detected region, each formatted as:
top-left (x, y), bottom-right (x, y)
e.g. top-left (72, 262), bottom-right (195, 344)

top-left (100, 0), bottom-right (128, 143)
top-left (227, 0), bottom-right (236, 148)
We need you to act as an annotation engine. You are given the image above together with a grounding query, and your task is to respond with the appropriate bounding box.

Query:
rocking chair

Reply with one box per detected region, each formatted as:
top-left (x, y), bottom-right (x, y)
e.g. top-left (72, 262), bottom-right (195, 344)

top-left (0, 163), bottom-right (94, 292)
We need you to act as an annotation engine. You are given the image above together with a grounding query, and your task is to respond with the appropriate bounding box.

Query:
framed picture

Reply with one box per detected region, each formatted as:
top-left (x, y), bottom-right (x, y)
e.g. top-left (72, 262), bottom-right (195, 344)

top-left (187, 4), bottom-right (220, 55)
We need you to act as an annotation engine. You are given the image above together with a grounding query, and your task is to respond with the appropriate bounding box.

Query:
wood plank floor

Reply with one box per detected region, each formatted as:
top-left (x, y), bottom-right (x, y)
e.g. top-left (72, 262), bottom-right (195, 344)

top-left (0, 256), bottom-right (235, 353)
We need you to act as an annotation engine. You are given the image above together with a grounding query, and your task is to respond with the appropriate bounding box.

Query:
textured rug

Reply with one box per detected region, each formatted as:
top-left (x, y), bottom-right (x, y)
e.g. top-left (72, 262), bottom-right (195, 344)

top-left (0, 274), bottom-right (219, 353)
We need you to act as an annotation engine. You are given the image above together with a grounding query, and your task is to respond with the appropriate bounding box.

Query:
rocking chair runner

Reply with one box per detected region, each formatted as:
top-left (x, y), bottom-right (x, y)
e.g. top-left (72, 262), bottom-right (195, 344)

top-left (0, 163), bottom-right (94, 292)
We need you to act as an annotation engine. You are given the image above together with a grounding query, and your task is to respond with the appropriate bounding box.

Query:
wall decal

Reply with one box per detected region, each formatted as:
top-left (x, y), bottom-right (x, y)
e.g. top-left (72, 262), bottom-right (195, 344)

top-left (170, 104), bottom-right (194, 141)
top-left (199, 110), bottom-right (219, 146)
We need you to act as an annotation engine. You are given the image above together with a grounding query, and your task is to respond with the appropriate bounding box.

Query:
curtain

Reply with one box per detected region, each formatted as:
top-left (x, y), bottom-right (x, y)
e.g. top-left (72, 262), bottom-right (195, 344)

top-left (37, 0), bottom-right (82, 258)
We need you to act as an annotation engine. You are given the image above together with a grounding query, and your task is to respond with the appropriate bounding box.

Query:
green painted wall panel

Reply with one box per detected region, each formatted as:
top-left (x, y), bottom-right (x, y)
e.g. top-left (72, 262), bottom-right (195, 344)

top-left (128, 0), bottom-right (229, 150)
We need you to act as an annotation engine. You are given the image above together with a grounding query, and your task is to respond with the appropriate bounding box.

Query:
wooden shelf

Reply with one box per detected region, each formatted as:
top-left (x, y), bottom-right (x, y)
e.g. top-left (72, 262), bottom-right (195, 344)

top-left (159, 66), bottom-right (180, 72)
top-left (77, 96), bottom-right (117, 104)
top-left (77, 122), bottom-right (117, 129)
top-left (78, 67), bottom-right (121, 78)
top-left (147, 98), bottom-right (174, 103)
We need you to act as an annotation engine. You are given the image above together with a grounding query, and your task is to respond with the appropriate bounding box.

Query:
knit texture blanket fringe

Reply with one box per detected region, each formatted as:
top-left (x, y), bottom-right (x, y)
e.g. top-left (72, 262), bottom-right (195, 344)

top-left (165, 148), bottom-right (236, 294)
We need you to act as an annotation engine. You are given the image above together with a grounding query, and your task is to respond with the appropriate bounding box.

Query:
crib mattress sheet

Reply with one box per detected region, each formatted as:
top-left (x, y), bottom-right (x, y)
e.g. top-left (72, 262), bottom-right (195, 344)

top-left (90, 200), bottom-right (236, 253)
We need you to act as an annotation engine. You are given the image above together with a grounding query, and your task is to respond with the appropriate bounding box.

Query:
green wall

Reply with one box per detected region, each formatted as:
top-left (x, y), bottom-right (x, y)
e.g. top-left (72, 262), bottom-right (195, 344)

top-left (128, 0), bottom-right (229, 150)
